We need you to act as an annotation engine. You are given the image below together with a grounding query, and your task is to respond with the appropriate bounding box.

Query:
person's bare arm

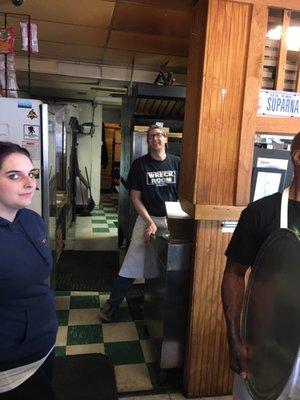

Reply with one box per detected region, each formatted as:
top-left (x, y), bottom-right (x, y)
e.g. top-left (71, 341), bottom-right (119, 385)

top-left (130, 189), bottom-right (157, 240)
top-left (221, 259), bottom-right (249, 379)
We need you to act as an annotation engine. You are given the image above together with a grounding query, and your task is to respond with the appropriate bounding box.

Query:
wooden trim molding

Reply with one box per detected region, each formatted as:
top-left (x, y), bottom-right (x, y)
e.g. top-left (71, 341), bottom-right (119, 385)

top-left (275, 10), bottom-right (291, 90)
top-left (180, 198), bottom-right (244, 221)
top-left (194, 205), bottom-right (245, 220)
top-left (296, 55), bottom-right (300, 92)
top-left (235, 4), bottom-right (268, 205)
top-left (226, 0), bottom-right (300, 11)
top-left (256, 116), bottom-right (300, 133)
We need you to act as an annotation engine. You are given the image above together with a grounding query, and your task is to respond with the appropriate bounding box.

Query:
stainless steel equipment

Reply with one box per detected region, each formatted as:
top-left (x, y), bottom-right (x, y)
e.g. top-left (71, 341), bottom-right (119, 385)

top-left (242, 228), bottom-right (300, 400)
top-left (144, 202), bottom-right (194, 369)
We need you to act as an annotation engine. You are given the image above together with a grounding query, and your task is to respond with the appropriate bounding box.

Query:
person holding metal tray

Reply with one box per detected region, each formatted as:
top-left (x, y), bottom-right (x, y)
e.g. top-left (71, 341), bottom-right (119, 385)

top-left (222, 132), bottom-right (300, 400)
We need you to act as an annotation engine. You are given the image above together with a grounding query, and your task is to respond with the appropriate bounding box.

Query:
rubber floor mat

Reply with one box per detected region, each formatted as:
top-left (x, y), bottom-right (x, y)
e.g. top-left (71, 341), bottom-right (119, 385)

top-left (55, 250), bottom-right (119, 292)
top-left (53, 353), bottom-right (118, 400)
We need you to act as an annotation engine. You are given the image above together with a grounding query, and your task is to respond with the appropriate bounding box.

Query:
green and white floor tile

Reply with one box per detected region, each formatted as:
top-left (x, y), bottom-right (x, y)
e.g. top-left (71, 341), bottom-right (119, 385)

top-left (64, 196), bottom-right (119, 251)
top-left (92, 199), bottom-right (118, 234)
top-left (55, 291), bottom-right (155, 393)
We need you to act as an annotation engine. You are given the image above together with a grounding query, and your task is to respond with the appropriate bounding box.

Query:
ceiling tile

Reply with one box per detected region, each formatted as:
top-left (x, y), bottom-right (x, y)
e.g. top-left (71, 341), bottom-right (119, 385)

top-left (113, 3), bottom-right (191, 38)
top-left (35, 22), bottom-right (107, 47)
top-left (26, 86), bottom-right (97, 101)
top-left (0, 16), bottom-right (107, 47)
top-left (15, 40), bottom-right (104, 63)
top-left (134, 54), bottom-right (171, 68)
top-left (100, 79), bottom-right (129, 87)
top-left (102, 49), bottom-right (135, 67)
top-left (109, 31), bottom-right (188, 57)
top-left (0, 0), bottom-right (115, 28)
top-left (17, 71), bottom-right (99, 85)
top-left (120, 0), bottom-right (195, 10)
top-left (167, 57), bottom-right (188, 69)
top-left (133, 54), bottom-right (187, 73)
top-left (17, 78), bottom-right (98, 92)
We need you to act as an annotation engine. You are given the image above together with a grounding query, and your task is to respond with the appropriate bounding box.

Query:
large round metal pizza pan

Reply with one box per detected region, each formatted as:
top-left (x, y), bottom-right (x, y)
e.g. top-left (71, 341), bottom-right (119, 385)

top-left (242, 229), bottom-right (300, 400)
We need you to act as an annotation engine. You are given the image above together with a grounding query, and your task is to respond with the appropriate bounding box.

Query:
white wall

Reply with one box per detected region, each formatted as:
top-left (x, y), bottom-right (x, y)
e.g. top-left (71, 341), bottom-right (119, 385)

top-left (77, 103), bottom-right (102, 207)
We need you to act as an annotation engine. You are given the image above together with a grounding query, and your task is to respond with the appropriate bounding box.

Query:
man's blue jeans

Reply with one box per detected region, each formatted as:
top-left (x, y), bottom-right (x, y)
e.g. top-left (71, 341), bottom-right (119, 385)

top-left (108, 275), bottom-right (135, 308)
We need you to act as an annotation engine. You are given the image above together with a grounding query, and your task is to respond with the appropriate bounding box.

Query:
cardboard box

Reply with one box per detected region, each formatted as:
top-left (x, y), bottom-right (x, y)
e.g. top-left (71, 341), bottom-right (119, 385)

top-left (115, 129), bottom-right (121, 143)
top-left (114, 143), bottom-right (121, 162)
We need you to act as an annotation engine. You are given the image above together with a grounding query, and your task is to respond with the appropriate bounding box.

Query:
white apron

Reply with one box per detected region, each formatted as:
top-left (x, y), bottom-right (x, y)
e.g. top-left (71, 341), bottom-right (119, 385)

top-left (233, 188), bottom-right (300, 400)
top-left (118, 215), bottom-right (168, 279)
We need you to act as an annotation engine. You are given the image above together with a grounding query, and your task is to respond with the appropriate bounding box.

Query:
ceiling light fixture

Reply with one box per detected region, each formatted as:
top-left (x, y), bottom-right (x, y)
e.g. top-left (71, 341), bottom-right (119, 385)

top-left (11, 0), bottom-right (23, 6)
top-left (287, 27), bottom-right (300, 51)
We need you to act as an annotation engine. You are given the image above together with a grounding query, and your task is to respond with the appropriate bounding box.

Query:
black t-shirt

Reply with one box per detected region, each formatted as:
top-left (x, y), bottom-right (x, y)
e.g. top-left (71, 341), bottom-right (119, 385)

top-left (225, 192), bottom-right (300, 267)
top-left (126, 153), bottom-right (180, 217)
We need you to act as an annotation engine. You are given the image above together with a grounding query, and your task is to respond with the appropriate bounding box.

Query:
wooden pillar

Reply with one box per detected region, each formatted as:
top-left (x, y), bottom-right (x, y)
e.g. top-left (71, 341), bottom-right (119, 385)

top-left (180, 0), bottom-right (268, 396)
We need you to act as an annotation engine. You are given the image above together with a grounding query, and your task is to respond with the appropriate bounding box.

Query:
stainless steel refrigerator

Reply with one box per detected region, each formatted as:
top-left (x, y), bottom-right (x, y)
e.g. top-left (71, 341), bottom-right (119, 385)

top-left (0, 97), bottom-right (56, 250)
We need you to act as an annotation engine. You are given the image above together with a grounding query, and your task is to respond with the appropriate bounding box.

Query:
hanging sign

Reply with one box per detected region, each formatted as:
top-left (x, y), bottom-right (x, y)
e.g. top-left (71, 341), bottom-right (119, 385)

top-left (257, 89), bottom-right (300, 118)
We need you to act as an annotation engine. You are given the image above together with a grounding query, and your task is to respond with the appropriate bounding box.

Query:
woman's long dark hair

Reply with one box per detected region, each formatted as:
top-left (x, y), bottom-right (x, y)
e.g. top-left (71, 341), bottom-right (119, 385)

top-left (0, 141), bottom-right (32, 169)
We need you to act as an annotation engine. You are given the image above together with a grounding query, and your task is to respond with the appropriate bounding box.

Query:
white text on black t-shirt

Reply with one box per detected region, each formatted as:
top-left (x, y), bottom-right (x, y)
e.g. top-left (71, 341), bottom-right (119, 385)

top-left (146, 170), bottom-right (176, 186)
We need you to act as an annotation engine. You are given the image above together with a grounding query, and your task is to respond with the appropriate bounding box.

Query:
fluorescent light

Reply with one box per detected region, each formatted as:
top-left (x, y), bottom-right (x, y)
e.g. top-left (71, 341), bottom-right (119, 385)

top-left (287, 27), bottom-right (300, 51)
top-left (267, 25), bottom-right (282, 40)
top-left (267, 25), bottom-right (300, 51)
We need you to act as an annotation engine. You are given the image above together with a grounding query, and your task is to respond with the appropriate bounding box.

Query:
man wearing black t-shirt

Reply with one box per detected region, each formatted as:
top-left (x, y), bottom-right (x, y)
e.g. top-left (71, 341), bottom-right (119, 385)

top-left (100, 125), bottom-right (180, 321)
top-left (222, 132), bottom-right (300, 399)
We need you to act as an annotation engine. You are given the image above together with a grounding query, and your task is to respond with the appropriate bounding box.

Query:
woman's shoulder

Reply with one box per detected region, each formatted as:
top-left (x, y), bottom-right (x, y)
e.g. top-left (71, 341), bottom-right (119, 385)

top-left (19, 208), bottom-right (44, 225)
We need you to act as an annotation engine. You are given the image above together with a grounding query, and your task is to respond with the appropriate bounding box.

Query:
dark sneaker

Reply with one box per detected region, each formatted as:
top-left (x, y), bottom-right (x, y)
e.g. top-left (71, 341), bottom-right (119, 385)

top-left (99, 301), bottom-right (117, 322)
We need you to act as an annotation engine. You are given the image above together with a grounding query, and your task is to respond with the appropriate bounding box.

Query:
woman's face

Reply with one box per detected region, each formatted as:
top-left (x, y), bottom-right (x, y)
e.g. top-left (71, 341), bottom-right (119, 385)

top-left (0, 153), bottom-right (37, 214)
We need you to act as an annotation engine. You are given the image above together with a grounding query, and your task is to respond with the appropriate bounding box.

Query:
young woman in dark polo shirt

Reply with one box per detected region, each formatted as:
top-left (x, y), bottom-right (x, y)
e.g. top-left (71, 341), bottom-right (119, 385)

top-left (0, 142), bottom-right (58, 399)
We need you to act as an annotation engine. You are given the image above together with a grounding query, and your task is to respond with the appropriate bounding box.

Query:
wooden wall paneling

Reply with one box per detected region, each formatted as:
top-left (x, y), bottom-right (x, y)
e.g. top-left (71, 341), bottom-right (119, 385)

top-left (197, 0), bottom-right (224, 205)
top-left (235, 5), bottom-right (269, 205)
top-left (183, 0), bottom-right (253, 396)
top-left (196, 0), bottom-right (251, 205)
top-left (275, 10), bottom-right (291, 91)
top-left (179, 0), bottom-right (209, 204)
top-left (227, 0), bottom-right (300, 11)
top-left (184, 221), bottom-right (233, 396)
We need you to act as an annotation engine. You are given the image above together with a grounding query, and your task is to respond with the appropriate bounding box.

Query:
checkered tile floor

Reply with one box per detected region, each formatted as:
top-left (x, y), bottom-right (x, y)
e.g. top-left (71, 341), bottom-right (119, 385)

top-left (91, 199), bottom-right (118, 234)
top-left (60, 196), bottom-right (158, 393)
top-left (55, 291), bottom-right (155, 393)
top-left (65, 196), bottom-right (119, 251)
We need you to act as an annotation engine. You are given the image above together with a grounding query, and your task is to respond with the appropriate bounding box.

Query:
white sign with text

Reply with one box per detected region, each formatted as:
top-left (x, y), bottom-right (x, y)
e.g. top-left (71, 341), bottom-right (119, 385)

top-left (257, 89), bottom-right (300, 118)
